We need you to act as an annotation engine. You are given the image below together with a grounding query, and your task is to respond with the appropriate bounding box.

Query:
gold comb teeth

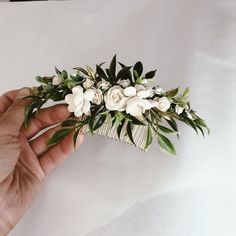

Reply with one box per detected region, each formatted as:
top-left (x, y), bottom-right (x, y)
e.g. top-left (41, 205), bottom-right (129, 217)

top-left (24, 55), bottom-right (209, 155)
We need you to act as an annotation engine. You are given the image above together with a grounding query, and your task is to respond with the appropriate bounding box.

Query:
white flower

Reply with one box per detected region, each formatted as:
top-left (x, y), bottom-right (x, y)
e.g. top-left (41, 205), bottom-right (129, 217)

top-left (175, 104), bottom-right (184, 115)
top-left (137, 89), bottom-right (154, 98)
top-left (123, 86), bottom-right (137, 96)
top-left (83, 79), bottom-right (94, 89)
top-left (155, 86), bottom-right (164, 95)
top-left (117, 79), bottom-right (130, 88)
top-left (152, 97), bottom-right (171, 112)
top-left (135, 84), bottom-right (146, 92)
top-left (126, 96), bottom-right (154, 117)
top-left (52, 75), bottom-right (62, 85)
top-left (92, 88), bottom-right (103, 105)
top-left (97, 79), bottom-right (111, 90)
top-left (65, 86), bottom-right (95, 117)
top-left (104, 85), bottom-right (129, 111)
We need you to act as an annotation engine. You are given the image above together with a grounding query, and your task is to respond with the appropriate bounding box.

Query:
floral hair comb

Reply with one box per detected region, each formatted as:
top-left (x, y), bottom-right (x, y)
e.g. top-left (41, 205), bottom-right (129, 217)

top-left (24, 55), bottom-right (209, 154)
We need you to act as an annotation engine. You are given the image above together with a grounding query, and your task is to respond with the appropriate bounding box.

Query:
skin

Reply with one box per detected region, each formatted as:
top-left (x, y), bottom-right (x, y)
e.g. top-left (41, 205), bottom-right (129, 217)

top-left (0, 88), bottom-right (84, 235)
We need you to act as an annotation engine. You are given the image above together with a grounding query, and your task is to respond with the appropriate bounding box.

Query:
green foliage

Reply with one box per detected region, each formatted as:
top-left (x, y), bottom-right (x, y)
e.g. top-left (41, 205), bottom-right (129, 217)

top-left (47, 128), bottom-right (74, 148)
top-left (157, 132), bottom-right (176, 155)
top-left (23, 55), bottom-right (209, 155)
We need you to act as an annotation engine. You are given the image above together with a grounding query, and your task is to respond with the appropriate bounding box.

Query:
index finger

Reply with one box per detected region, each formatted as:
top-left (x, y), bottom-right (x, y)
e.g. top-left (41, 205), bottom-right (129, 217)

top-left (0, 89), bottom-right (20, 115)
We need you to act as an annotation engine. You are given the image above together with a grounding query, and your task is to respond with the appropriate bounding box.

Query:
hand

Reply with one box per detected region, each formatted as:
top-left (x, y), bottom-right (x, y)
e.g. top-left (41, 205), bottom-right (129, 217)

top-left (0, 88), bottom-right (84, 235)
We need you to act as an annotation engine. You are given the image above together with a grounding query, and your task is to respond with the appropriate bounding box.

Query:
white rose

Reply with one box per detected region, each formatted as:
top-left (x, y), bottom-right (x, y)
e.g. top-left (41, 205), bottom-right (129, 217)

top-left (126, 96), bottom-right (154, 117)
top-left (65, 86), bottom-right (95, 117)
top-left (52, 75), bottom-right (62, 85)
top-left (104, 85), bottom-right (129, 111)
top-left (123, 86), bottom-right (137, 96)
top-left (97, 79), bottom-right (111, 90)
top-left (153, 97), bottom-right (171, 112)
top-left (83, 79), bottom-right (94, 89)
top-left (155, 86), bottom-right (164, 95)
top-left (91, 88), bottom-right (103, 105)
top-left (117, 79), bottom-right (130, 88)
top-left (175, 104), bottom-right (184, 115)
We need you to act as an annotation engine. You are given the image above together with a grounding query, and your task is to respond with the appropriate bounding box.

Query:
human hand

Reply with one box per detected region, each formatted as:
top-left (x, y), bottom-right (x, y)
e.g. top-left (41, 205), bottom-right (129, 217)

top-left (0, 88), bottom-right (84, 235)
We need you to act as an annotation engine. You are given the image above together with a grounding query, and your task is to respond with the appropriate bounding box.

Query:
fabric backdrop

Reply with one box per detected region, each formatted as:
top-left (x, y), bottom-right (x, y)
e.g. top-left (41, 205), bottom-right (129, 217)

top-left (0, 0), bottom-right (236, 235)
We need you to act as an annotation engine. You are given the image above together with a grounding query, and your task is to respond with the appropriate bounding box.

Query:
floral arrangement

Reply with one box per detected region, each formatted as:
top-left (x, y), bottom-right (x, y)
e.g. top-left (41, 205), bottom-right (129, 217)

top-left (24, 55), bottom-right (209, 155)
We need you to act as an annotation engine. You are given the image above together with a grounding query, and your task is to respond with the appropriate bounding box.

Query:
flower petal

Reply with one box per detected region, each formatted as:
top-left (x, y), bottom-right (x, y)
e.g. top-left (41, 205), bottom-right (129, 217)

top-left (123, 86), bottom-right (137, 97)
top-left (72, 86), bottom-right (83, 94)
top-left (84, 89), bottom-right (95, 101)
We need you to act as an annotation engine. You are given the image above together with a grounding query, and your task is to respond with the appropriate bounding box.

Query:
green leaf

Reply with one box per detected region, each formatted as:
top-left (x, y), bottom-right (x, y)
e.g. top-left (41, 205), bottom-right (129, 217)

top-left (24, 103), bottom-right (36, 128)
top-left (194, 118), bottom-right (210, 134)
top-left (96, 64), bottom-right (108, 80)
top-left (165, 118), bottom-right (179, 139)
top-left (145, 124), bottom-right (153, 149)
top-left (62, 70), bottom-right (68, 79)
top-left (127, 121), bottom-right (135, 145)
top-left (157, 132), bottom-right (176, 155)
top-left (117, 66), bottom-right (132, 80)
top-left (145, 70), bottom-right (157, 79)
top-left (183, 116), bottom-right (198, 134)
top-left (35, 76), bottom-right (50, 84)
top-left (73, 129), bottom-right (81, 149)
top-left (73, 67), bottom-right (89, 76)
top-left (182, 87), bottom-right (190, 97)
top-left (109, 55), bottom-right (117, 81)
top-left (133, 61), bottom-right (143, 78)
top-left (62, 119), bottom-right (79, 127)
top-left (196, 124), bottom-right (205, 137)
top-left (55, 67), bottom-right (62, 75)
top-left (94, 114), bottom-right (107, 130)
top-left (47, 128), bottom-right (73, 147)
top-left (117, 119), bottom-right (126, 139)
top-left (127, 115), bottom-right (146, 126)
top-left (166, 87), bottom-right (179, 97)
top-left (158, 125), bottom-right (178, 134)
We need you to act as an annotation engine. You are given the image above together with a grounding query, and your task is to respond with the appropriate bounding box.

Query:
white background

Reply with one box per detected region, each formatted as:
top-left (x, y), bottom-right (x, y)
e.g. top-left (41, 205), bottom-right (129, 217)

top-left (0, 0), bottom-right (236, 235)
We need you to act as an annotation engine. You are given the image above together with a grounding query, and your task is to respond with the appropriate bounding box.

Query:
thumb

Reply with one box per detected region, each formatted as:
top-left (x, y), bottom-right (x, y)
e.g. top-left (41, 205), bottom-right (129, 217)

top-left (0, 88), bottom-right (31, 135)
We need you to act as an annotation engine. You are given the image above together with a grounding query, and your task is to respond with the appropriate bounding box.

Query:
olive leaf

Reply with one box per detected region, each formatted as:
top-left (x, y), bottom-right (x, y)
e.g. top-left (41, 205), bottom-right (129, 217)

top-left (133, 61), bottom-right (143, 79)
top-left (94, 114), bottom-right (107, 131)
top-left (109, 55), bottom-right (117, 82)
top-left (47, 128), bottom-right (74, 148)
top-left (145, 124), bottom-right (153, 149)
top-left (166, 87), bottom-right (179, 97)
top-left (158, 125), bottom-right (178, 134)
top-left (117, 119), bottom-right (126, 139)
top-left (157, 132), bottom-right (176, 155)
top-left (145, 70), bottom-right (156, 79)
top-left (127, 121), bottom-right (135, 145)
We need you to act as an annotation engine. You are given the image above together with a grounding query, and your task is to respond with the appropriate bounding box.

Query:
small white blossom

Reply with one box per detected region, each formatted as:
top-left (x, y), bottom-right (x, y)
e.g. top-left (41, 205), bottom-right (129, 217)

top-left (83, 79), bottom-right (94, 89)
top-left (65, 86), bottom-right (95, 117)
top-left (97, 79), bottom-right (111, 90)
top-left (126, 96), bottom-right (154, 117)
top-left (137, 89), bottom-right (154, 98)
top-left (152, 97), bottom-right (171, 112)
top-left (104, 85), bottom-right (129, 111)
top-left (117, 79), bottom-right (130, 88)
top-left (155, 87), bottom-right (164, 95)
top-left (175, 104), bottom-right (184, 115)
top-left (92, 88), bottom-right (103, 105)
top-left (52, 75), bottom-right (62, 85)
